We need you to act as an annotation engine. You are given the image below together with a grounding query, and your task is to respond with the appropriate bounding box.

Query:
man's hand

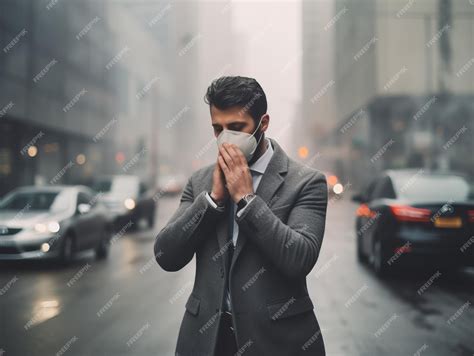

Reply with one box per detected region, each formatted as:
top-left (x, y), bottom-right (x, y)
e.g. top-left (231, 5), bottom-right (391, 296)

top-left (218, 143), bottom-right (254, 203)
top-left (210, 154), bottom-right (229, 206)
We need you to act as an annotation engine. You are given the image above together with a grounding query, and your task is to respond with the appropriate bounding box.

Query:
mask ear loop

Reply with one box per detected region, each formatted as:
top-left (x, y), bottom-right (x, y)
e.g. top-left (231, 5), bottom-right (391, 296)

top-left (249, 115), bottom-right (264, 139)
top-left (248, 115), bottom-right (265, 156)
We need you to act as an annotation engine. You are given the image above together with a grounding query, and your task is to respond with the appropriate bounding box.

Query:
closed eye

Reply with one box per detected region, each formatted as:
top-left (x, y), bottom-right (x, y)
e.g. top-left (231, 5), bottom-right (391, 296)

top-left (212, 122), bottom-right (247, 132)
top-left (228, 123), bottom-right (246, 131)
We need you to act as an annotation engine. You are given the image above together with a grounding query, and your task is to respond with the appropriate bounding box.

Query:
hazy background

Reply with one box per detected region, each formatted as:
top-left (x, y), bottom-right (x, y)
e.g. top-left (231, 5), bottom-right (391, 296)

top-left (2, 0), bottom-right (472, 193)
top-left (1, 1), bottom-right (474, 355)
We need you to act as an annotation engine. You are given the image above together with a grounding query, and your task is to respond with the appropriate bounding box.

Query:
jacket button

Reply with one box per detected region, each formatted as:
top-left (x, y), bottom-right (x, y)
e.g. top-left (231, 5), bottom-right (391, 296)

top-left (219, 268), bottom-right (224, 278)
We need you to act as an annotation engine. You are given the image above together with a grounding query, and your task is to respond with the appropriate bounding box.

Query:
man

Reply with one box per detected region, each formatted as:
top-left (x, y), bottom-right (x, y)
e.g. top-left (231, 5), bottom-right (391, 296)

top-left (154, 76), bottom-right (328, 356)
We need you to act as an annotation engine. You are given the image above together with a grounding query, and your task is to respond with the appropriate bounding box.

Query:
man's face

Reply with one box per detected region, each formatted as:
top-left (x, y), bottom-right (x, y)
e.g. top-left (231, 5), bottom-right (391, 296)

top-left (211, 105), bottom-right (259, 138)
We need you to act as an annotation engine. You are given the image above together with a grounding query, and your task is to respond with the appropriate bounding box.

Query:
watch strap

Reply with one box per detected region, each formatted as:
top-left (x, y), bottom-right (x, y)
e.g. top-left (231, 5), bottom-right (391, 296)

top-left (237, 193), bottom-right (255, 211)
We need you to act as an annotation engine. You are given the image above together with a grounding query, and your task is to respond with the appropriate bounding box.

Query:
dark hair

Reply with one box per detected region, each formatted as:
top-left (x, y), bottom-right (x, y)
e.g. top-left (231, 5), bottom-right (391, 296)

top-left (204, 76), bottom-right (267, 123)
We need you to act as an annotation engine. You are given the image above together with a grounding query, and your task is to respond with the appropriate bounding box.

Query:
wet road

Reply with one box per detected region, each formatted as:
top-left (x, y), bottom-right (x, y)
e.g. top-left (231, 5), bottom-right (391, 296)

top-left (1, 194), bottom-right (473, 355)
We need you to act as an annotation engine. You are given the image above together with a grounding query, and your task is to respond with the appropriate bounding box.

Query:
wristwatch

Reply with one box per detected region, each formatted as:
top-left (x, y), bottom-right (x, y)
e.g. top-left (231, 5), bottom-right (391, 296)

top-left (237, 193), bottom-right (256, 211)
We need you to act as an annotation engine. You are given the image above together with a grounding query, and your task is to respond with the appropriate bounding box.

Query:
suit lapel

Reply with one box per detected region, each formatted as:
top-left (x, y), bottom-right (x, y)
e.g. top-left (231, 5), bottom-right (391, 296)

top-left (230, 137), bottom-right (288, 272)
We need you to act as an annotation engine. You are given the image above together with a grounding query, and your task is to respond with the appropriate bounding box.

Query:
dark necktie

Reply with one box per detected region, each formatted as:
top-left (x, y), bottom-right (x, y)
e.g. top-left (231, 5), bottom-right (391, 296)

top-left (225, 200), bottom-right (235, 279)
top-left (227, 170), bottom-right (258, 261)
top-left (224, 169), bottom-right (258, 309)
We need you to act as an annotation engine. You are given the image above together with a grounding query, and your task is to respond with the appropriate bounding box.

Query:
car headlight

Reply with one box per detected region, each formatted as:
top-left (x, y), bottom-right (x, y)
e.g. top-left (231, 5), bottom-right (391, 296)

top-left (333, 183), bottom-right (344, 195)
top-left (34, 223), bottom-right (47, 233)
top-left (124, 198), bottom-right (135, 210)
top-left (41, 243), bottom-right (50, 252)
top-left (34, 221), bottom-right (60, 233)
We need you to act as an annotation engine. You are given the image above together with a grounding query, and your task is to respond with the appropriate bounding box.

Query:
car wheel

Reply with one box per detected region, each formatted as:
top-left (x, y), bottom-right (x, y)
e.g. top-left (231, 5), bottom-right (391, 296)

top-left (147, 213), bottom-right (155, 229)
top-left (60, 234), bottom-right (75, 265)
top-left (357, 235), bottom-right (367, 264)
top-left (373, 239), bottom-right (390, 277)
top-left (95, 227), bottom-right (111, 260)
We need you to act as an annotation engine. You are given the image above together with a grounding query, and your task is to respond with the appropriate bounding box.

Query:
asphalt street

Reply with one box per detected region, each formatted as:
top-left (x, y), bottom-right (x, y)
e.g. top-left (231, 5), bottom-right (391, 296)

top-left (1, 194), bottom-right (473, 356)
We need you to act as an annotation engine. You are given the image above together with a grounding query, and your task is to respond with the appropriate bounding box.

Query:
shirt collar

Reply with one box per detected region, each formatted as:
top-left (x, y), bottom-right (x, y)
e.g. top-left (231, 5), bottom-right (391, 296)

top-left (249, 137), bottom-right (274, 175)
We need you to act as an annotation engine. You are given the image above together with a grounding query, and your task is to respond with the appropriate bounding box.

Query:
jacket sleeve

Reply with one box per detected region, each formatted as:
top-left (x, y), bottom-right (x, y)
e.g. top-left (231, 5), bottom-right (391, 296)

top-left (234, 171), bottom-right (328, 279)
top-left (154, 175), bottom-right (226, 271)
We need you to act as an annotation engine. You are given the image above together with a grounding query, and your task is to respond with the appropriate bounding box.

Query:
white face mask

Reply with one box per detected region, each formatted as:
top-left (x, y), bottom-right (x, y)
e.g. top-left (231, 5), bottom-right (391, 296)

top-left (216, 115), bottom-right (264, 162)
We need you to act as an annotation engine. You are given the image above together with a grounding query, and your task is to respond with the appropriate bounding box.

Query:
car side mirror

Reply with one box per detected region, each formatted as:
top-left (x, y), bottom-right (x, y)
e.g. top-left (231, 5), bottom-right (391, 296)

top-left (77, 203), bottom-right (91, 214)
top-left (351, 193), bottom-right (365, 203)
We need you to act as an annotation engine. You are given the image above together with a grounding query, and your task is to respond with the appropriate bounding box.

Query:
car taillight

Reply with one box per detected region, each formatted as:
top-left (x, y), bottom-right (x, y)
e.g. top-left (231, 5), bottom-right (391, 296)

top-left (394, 244), bottom-right (412, 254)
top-left (389, 205), bottom-right (431, 222)
top-left (468, 210), bottom-right (474, 223)
top-left (356, 204), bottom-right (377, 218)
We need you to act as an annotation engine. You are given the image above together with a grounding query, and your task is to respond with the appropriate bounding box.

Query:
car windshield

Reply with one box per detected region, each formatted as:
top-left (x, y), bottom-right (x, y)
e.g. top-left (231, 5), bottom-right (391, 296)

top-left (93, 176), bottom-right (139, 197)
top-left (0, 190), bottom-right (72, 213)
top-left (393, 174), bottom-right (471, 202)
top-left (92, 180), bottom-right (112, 192)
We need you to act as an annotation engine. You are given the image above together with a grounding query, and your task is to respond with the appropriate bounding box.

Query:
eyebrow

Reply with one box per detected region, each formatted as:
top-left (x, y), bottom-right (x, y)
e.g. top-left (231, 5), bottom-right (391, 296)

top-left (212, 121), bottom-right (247, 128)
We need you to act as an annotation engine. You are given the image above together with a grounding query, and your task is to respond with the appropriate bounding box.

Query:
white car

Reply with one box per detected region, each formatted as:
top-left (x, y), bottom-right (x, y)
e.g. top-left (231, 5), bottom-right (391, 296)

top-left (0, 185), bottom-right (112, 264)
top-left (92, 175), bottom-right (157, 230)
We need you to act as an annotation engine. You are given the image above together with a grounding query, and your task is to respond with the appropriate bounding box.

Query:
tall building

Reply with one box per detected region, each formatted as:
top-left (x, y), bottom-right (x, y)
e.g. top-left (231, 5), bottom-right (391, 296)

top-left (334, 0), bottom-right (474, 121)
top-left (303, 0), bottom-right (474, 188)
top-left (117, 0), bottom-right (234, 177)
top-left (0, 0), bottom-right (165, 196)
top-left (301, 0), bottom-right (337, 171)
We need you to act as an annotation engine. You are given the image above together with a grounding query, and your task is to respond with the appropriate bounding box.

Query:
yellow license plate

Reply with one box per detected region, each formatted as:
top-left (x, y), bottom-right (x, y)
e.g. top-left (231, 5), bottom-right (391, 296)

top-left (434, 217), bottom-right (462, 228)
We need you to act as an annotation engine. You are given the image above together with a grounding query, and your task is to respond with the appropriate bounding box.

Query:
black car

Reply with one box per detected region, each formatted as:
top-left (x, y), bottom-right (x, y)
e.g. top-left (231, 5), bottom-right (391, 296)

top-left (0, 185), bottom-right (113, 264)
top-left (352, 169), bottom-right (474, 277)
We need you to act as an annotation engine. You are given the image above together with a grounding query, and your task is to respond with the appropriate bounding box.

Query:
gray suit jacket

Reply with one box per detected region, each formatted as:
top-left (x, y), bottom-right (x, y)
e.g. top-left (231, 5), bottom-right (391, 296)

top-left (154, 137), bottom-right (328, 356)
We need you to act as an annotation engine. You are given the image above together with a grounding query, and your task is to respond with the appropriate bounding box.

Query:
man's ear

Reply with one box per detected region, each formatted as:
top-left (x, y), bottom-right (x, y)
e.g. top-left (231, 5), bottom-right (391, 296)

top-left (261, 114), bottom-right (270, 132)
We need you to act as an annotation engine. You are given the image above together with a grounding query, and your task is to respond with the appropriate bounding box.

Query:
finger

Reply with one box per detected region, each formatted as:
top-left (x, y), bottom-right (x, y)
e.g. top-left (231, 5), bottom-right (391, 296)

top-left (226, 144), bottom-right (250, 184)
top-left (227, 143), bottom-right (247, 168)
top-left (218, 154), bottom-right (234, 188)
top-left (218, 154), bottom-right (229, 176)
top-left (225, 145), bottom-right (245, 183)
top-left (220, 152), bottom-right (239, 187)
top-left (219, 143), bottom-right (235, 167)
top-left (219, 143), bottom-right (234, 166)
